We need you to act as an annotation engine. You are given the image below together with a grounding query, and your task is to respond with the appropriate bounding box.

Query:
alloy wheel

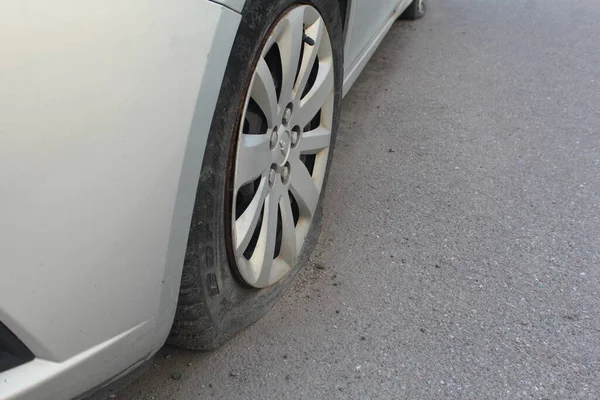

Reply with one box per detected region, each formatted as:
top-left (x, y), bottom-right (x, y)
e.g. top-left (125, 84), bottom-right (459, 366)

top-left (231, 5), bottom-right (334, 288)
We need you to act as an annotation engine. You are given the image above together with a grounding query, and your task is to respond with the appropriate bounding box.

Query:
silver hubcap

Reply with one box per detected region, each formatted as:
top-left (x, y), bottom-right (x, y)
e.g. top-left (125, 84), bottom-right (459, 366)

top-left (231, 5), bottom-right (334, 288)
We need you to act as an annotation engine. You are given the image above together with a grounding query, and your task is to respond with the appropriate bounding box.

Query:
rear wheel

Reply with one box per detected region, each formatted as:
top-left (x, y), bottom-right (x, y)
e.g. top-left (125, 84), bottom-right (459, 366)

top-left (401, 0), bottom-right (426, 20)
top-left (168, 0), bottom-right (343, 350)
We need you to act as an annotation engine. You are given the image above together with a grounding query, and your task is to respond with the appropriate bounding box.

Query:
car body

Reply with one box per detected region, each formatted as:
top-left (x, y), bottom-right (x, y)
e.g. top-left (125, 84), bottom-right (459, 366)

top-left (0, 0), bottom-right (421, 398)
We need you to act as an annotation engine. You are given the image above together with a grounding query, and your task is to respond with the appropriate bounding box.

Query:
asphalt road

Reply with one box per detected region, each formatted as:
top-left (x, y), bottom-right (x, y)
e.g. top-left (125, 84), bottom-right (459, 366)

top-left (121, 0), bottom-right (600, 398)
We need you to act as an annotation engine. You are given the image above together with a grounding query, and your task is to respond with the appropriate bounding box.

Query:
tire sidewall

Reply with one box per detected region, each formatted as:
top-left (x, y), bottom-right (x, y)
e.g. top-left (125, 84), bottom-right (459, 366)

top-left (178, 0), bottom-right (343, 348)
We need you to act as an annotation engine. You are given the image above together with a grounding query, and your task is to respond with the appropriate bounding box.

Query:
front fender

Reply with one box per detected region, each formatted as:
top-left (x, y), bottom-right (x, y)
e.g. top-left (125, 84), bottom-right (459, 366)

top-left (0, 0), bottom-right (240, 398)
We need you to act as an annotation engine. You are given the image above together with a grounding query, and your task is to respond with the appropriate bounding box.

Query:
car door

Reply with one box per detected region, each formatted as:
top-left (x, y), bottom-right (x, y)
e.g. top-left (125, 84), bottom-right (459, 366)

top-left (343, 0), bottom-right (401, 73)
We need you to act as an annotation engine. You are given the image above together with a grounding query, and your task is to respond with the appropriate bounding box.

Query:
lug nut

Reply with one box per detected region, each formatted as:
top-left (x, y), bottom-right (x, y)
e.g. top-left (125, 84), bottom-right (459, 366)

top-left (270, 130), bottom-right (278, 149)
top-left (282, 106), bottom-right (293, 126)
top-left (291, 130), bottom-right (299, 146)
top-left (281, 165), bottom-right (290, 183)
top-left (268, 168), bottom-right (276, 186)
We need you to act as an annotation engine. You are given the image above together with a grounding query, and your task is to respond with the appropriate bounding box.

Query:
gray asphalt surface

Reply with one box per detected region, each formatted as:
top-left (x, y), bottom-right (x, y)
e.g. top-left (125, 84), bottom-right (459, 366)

top-left (121, 0), bottom-right (600, 398)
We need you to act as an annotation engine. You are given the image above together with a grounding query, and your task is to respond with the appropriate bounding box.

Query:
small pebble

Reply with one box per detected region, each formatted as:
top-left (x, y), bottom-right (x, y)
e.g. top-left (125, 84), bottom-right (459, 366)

top-left (164, 354), bottom-right (172, 360)
top-left (187, 362), bottom-right (193, 367)
top-left (285, 374), bottom-right (292, 380)
top-left (230, 370), bottom-right (240, 377)
top-left (170, 372), bottom-right (182, 380)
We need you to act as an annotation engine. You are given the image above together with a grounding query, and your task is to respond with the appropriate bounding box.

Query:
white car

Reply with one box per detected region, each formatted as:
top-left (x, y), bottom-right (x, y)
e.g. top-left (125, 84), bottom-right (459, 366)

top-left (0, 0), bottom-right (425, 398)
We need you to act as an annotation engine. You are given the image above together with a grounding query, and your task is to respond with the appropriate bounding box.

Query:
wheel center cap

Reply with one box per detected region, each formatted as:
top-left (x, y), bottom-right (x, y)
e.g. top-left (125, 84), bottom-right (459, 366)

top-left (276, 129), bottom-right (292, 164)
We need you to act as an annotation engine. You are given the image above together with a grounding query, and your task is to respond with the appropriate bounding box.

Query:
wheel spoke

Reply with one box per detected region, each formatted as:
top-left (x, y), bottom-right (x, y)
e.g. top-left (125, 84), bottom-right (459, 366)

top-left (289, 157), bottom-right (319, 218)
top-left (297, 126), bottom-right (331, 154)
top-left (251, 58), bottom-right (279, 125)
top-left (277, 7), bottom-right (305, 107)
top-left (292, 63), bottom-right (333, 128)
top-left (294, 18), bottom-right (324, 99)
top-left (278, 193), bottom-right (297, 267)
top-left (235, 134), bottom-right (270, 188)
top-left (253, 191), bottom-right (280, 286)
top-left (235, 178), bottom-right (269, 253)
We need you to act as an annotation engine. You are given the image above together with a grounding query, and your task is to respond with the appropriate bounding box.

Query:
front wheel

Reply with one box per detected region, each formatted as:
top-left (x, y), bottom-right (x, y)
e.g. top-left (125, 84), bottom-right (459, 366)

top-left (168, 0), bottom-right (343, 350)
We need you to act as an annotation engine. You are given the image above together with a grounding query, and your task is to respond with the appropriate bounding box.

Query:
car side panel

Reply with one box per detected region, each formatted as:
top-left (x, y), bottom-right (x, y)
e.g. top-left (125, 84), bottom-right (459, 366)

top-left (342, 0), bottom-right (398, 73)
top-left (342, 0), bottom-right (413, 95)
top-left (0, 0), bottom-right (239, 382)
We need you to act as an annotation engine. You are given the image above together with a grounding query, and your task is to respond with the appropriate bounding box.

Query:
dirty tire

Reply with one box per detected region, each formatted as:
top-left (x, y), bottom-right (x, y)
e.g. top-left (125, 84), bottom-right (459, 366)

top-left (400, 0), bottom-right (426, 20)
top-left (168, 0), bottom-right (343, 350)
